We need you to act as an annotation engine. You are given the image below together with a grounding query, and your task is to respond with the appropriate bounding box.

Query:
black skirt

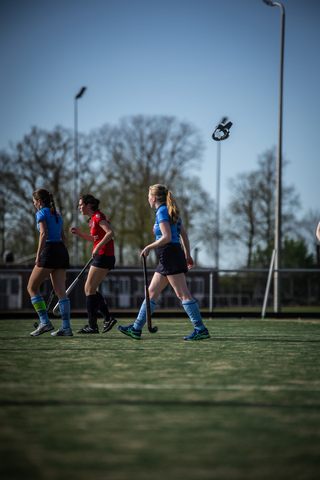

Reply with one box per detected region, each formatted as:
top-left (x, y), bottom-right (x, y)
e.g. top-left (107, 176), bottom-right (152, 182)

top-left (40, 242), bottom-right (70, 269)
top-left (155, 243), bottom-right (188, 276)
top-left (92, 254), bottom-right (115, 270)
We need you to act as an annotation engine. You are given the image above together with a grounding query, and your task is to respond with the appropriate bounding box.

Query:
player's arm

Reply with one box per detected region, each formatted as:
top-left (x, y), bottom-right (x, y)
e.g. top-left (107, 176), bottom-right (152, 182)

top-left (70, 227), bottom-right (93, 242)
top-left (92, 220), bottom-right (114, 258)
top-left (316, 221), bottom-right (320, 242)
top-left (141, 221), bottom-right (172, 258)
top-left (180, 223), bottom-right (194, 270)
top-left (36, 221), bottom-right (48, 266)
top-left (61, 228), bottom-right (68, 248)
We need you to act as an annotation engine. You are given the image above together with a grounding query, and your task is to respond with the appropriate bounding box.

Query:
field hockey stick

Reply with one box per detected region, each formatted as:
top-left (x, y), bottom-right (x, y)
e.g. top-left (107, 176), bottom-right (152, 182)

top-left (52, 257), bottom-right (94, 316)
top-left (142, 254), bottom-right (158, 333)
top-left (212, 120), bottom-right (233, 141)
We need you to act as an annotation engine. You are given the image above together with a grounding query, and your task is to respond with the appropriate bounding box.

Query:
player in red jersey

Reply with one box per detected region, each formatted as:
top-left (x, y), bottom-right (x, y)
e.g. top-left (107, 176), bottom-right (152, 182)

top-left (70, 194), bottom-right (117, 334)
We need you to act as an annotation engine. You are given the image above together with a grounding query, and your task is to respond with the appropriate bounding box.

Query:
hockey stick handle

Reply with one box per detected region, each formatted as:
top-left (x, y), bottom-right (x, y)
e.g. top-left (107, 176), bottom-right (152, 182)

top-left (46, 289), bottom-right (55, 311)
top-left (142, 255), bottom-right (158, 333)
top-left (52, 257), bottom-right (94, 316)
top-left (142, 255), bottom-right (151, 328)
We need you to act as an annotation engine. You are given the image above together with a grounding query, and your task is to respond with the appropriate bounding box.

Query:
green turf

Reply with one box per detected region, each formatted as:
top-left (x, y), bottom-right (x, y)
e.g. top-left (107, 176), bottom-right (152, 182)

top-left (0, 317), bottom-right (320, 479)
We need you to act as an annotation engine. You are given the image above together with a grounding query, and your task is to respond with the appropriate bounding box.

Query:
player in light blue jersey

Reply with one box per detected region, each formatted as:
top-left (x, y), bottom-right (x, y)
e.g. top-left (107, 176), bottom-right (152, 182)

top-left (27, 189), bottom-right (71, 337)
top-left (118, 184), bottom-right (210, 341)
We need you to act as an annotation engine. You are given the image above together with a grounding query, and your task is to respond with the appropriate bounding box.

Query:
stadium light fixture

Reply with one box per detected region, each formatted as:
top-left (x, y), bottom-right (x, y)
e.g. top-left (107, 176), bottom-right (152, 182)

top-left (263, 0), bottom-right (276, 6)
top-left (262, 0), bottom-right (285, 313)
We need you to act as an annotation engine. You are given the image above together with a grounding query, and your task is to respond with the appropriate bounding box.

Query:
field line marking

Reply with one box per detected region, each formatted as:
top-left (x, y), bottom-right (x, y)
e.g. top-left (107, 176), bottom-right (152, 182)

top-left (1, 383), bottom-right (320, 392)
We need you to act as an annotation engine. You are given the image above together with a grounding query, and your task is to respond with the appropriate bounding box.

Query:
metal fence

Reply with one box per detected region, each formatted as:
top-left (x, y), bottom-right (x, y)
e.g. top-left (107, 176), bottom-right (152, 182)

top-left (1, 266), bottom-right (320, 316)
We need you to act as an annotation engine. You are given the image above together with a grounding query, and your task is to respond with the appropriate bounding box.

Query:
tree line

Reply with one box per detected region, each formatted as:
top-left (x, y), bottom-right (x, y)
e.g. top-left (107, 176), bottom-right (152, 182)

top-left (0, 115), bottom-right (318, 269)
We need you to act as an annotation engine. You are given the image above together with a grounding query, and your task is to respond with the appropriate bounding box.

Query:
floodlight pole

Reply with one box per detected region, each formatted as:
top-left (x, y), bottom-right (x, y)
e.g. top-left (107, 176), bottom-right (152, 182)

top-left (74, 87), bottom-right (87, 267)
top-left (215, 140), bottom-right (221, 271)
top-left (263, 0), bottom-right (285, 313)
top-left (215, 116), bottom-right (228, 272)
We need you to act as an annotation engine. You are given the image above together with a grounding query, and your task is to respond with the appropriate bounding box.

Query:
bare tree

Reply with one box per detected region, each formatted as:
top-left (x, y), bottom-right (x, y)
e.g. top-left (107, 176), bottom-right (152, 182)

top-left (92, 115), bottom-right (205, 264)
top-left (3, 126), bottom-right (74, 259)
top-left (298, 208), bottom-right (320, 264)
top-left (0, 150), bottom-right (18, 260)
top-left (224, 148), bottom-right (301, 268)
top-left (226, 170), bottom-right (262, 268)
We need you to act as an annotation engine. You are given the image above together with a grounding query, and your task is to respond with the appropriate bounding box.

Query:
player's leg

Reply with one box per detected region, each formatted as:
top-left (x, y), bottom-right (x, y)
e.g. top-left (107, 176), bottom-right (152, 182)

top-left (95, 286), bottom-right (117, 333)
top-left (28, 266), bottom-right (55, 335)
top-left (118, 273), bottom-right (168, 338)
top-left (77, 266), bottom-right (108, 333)
top-left (168, 273), bottom-right (210, 340)
top-left (133, 272), bottom-right (168, 329)
top-left (50, 269), bottom-right (72, 336)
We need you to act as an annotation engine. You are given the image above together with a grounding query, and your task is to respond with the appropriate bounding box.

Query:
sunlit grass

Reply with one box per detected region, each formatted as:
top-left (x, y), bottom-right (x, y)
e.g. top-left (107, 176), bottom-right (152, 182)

top-left (0, 318), bottom-right (319, 479)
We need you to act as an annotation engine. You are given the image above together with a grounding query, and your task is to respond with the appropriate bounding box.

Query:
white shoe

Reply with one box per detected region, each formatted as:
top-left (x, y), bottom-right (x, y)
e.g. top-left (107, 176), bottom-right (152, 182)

top-left (30, 321), bottom-right (54, 336)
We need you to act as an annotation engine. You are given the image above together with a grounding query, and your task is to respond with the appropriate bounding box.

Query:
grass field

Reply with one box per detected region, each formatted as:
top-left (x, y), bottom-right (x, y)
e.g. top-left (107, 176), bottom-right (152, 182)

top-left (0, 317), bottom-right (320, 480)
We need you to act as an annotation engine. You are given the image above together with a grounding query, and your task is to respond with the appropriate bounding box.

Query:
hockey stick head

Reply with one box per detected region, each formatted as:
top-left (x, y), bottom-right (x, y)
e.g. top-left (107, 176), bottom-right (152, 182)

top-left (212, 121), bottom-right (233, 141)
top-left (148, 325), bottom-right (158, 333)
top-left (52, 304), bottom-right (61, 316)
top-left (142, 254), bottom-right (158, 334)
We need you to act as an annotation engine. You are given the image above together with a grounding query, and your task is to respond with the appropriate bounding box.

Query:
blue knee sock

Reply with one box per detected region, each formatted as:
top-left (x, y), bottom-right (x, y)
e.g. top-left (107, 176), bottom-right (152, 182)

top-left (182, 300), bottom-right (205, 331)
top-left (134, 299), bottom-right (157, 330)
top-left (31, 295), bottom-right (50, 324)
top-left (59, 298), bottom-right (70, 329)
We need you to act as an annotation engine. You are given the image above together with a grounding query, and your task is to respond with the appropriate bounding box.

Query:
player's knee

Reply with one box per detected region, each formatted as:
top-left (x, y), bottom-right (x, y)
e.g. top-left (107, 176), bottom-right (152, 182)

top-left (176, 292), bottom-right (193, 302)
top-left (27, 282), bottom-right (36, 297)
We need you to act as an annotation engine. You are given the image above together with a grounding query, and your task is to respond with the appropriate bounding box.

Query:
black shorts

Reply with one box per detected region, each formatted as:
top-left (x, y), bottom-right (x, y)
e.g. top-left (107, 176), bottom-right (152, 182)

top-left (156, 243), bottom-right (188, 276)
top-left (92, 254), bottom-right (115, 270)
top-left (40, 242), bottom-right (70, 269)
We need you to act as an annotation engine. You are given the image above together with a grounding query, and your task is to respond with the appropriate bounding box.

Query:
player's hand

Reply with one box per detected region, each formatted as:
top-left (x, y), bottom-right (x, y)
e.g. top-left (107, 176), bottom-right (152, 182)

top-left (140, 247), bottom-right (150, 258)
top-left (186, 255), bottom-right (194, 270)
top-left (316, 221), bottom-right (320, 242)
top-left (35, 255), bottom-right (42, 267)
top-left (92, 247), bottom-right (99, 258)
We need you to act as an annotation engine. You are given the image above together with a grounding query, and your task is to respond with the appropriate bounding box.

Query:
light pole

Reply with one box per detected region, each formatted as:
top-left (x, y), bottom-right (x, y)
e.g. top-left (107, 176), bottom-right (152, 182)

top-left (263, 0), bottom-right (285, 313)
top-left (211, 118), bottom-right (232, 312)
top-left (74, 86), bottom-right (87, 266)
top-left (215, 138), bottom-right (222, 271)
top-left (212, 117), bottom-right (232, 271)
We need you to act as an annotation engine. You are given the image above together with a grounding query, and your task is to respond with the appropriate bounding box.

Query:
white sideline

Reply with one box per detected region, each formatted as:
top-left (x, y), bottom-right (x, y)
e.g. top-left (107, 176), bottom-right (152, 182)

top-left (1, 383), bottom-right (320, 392)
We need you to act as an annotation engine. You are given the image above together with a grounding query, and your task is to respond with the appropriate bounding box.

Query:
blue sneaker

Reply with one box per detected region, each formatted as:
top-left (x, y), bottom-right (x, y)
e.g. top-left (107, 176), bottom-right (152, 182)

top-left (51, 327), bottom-right (73, 337)
top-left (183, 328), bottom-right (210, 341)
top-left (118, 324), bottom-right (141, 339)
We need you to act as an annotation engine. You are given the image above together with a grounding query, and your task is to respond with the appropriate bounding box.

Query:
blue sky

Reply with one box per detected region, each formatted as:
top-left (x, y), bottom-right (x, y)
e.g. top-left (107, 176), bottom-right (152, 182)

top-left (1, 0), bottom-right (319, 265)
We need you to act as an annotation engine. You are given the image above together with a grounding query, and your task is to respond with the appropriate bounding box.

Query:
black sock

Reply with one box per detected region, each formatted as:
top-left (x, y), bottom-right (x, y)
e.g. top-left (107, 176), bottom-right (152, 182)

top-left (86, 295), bottom-right (99, 328)
top-left (95, 291), bottom-right (110, 321)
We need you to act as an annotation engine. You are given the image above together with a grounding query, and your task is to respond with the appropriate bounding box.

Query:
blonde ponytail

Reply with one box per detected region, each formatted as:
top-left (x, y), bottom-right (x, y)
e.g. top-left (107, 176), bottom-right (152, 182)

top-left (149, 184), bottom-right (180, 225)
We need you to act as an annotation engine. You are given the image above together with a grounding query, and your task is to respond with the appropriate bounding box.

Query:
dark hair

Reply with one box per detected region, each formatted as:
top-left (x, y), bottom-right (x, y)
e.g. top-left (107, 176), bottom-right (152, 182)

top-left (33, 189), bottom-right (59, 223)
top-left (80, 194), bottom-right (100, 211)
top-left (149, 184), bottom-right (180, 225)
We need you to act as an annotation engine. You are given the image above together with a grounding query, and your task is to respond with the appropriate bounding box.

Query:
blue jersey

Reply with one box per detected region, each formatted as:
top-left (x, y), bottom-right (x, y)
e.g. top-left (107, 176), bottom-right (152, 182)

top-left (36, 207), bottom-right (63, 242)
top-left (153, 204), bottom-right (181, 243)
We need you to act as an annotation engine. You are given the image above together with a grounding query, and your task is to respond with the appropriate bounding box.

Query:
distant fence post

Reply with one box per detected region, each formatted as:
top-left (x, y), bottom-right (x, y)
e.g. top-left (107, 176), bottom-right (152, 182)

top-left (261, 249), bottom-right (276, 320)
top-left (209, 271), bottom-right (214, 319)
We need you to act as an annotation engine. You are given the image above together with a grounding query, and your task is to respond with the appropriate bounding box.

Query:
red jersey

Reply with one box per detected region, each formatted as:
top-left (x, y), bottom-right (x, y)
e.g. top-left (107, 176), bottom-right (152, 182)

top-left (91, 210), bottom-right (114, 256)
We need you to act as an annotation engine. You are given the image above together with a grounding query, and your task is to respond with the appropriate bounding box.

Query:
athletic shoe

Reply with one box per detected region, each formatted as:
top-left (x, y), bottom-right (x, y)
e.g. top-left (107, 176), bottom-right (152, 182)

top-left (102, 316), bottom-right (117, 333)
top-left (183, 327), bottom-right (210, 341)
top-left (30, 321), bottom-right (54, 337)
top-left (76, 324), bottom-right (99, 334)
top-left (117, 324), bottom-right (141, 339)
top-left (51, 327), bottom-right (73, 337)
